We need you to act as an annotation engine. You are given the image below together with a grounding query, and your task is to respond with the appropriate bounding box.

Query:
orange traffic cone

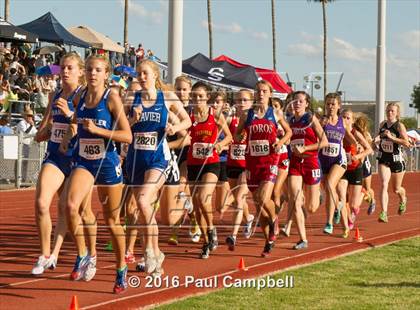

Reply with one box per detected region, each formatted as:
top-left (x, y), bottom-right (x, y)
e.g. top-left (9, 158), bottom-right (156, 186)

top-left (354, 227), bottom-right (363, 242)
top-left (69, 295), bottom-right (79, 310)
top-left (238, 257), bottom-right (248, 271)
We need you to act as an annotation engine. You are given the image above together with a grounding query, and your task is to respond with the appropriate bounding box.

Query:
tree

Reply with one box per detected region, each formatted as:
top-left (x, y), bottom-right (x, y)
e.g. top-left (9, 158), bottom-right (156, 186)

top-left (400, 117), bottom-right (417, 130)
top-left (124, 0), bottom-right (128, 48)
top-left (4, 0), bottom-right (10, 21)
top-left (207, 0), bottom-right (213, 59)
top-left (271, 0), bottom-right (277, 71)
top-left (410, 82), bottom-right (420, 114)
top-left (310, 0), bottom-right (335, 99)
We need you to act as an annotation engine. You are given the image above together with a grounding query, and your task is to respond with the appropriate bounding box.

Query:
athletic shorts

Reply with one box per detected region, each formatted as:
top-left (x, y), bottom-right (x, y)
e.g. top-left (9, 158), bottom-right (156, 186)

top-left (289, 157), bottom-right (322, 185)
top-left (74, 154), bottom-right (122, 185)
top-left (126, 156), bottom-right (168, 186)
top-left (320, 155), bottom-right (347, 175)
top-left (278, 152), bottom-right (290, 171)
top-left (219, 161), bottom-right (228, 182)
top-left (164, 153), bottom-right (180, 186)
top-left (227, 166), bottom-right (245, 179)
top-left (246, 165), bottom-right (278, 192)
top-left (343, 167), bottom-right (363, 185)
top-left (362, 158), bottom-right (372, 178)
top-left (378, 159), bottom-right (406, 174)
top-left (43, 151), bottom-right (73, 177)
top-left (187, 162), bottom-right (220, 182)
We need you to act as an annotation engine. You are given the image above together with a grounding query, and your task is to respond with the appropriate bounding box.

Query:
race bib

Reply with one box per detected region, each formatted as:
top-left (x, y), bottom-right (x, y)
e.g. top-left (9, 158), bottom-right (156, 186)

top-left (322, 142), bottom-right (340, 157)
top-left (381, 140), bottom-right (393, 153)
top-left (346, 152), bottom-right (352, 164)
top-left (79, 138), bottom-right (105, 160)
top-left (312, 169), bottom-right (321, 178)
top-left (393, 154), bottom-right (403, 162)
top-left (364, 158), bottom-right (371, 170)
top-left (230, 144), bottom-right (246, 160)
top-left (50, 122), bottom-right (68, 143)
top-left (192, 142), bottom-right (213, 159)
top-left (134, 132), bottom-right (158, 151)
top-left (249, 140), bottom-right (270, 156)
top-left (291, 139), bottom-right (305, 149)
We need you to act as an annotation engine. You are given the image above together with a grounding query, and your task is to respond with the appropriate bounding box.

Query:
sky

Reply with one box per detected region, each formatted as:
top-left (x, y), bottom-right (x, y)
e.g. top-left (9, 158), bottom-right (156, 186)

top-left (2, 0), bottom-right (419, 116)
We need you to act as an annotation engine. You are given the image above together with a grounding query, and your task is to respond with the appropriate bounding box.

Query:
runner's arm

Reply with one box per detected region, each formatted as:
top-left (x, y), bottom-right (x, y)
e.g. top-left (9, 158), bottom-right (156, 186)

top-left (215, 113), bottom-right (233, 153)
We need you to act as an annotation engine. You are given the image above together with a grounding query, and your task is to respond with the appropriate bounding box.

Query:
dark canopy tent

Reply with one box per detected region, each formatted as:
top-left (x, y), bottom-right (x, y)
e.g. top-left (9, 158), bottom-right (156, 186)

top-left (18, 12), bottom-right (89, 48)
top-left (182, 53), bottom-right (260, 89)
top-left (0, 18), bottom-right (38, 43)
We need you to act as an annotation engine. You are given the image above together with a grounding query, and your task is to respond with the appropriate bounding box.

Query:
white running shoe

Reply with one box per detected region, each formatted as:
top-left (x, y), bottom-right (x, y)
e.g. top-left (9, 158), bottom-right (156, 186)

top-left (144, 248), bottom-right (157, 274)
top-left (243, 215), bottom-right (255, 239)
top-left (31, 255), bottom-right (55, 275)
top-left (154, 251), bottom-right (165, 276)
top-left (82, 255), bottom-right (97, 282)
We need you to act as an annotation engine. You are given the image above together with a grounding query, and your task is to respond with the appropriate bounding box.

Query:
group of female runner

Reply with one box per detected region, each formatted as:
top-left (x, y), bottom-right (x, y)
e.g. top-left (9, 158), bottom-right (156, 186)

top-left (31, 52), bottom-right (410, 293)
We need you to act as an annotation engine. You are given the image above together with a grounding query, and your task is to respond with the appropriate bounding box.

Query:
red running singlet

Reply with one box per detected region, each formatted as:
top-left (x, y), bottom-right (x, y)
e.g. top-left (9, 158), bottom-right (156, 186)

top-left (227, 115), bottom-right (247, 169)
top-left (187, 107), bottom-right (220, 166)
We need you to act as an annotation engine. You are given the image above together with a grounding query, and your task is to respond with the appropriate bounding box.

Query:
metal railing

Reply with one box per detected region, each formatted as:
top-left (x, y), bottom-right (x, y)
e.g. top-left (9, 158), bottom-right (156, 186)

top-left (0, 132), bottom-right (46, 188)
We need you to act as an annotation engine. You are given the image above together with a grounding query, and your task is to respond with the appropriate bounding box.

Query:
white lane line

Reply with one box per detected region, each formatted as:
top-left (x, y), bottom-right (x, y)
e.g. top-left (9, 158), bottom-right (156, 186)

top-left (81, 227), bottom-right (419, 309)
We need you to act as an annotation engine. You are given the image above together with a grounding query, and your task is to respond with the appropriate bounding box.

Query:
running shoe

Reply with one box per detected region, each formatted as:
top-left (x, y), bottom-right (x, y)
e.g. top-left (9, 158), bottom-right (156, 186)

top-left (323, 223), bottom-right (333, 235)
top-left (333, 202), bottom-right (343, 225)
top-left (261, 241), bottom-right (274, 257)
top-left (398, 199), bottom-right (407, 215)
top-left (342, 228), bottom-right (350, 239)
top-left (83, 255), bottom-right (97, 282)
top-left (168, 234), bottom-right (179, 246)
top-left (154, 251), bottom-right (165, 276)
top-left (144, 248), bottom-right (157, 274)
top-left (268, 219), bottom-right (277, 242)
top-left (280, 225), bottom-right (290, 238)
top-left (350, 210), bottom-right (357, 224)
top-left (104, 240), bottom-right (113, 251)
top-left (180, 192), bottom-right (194, 214)
top-left (243, 215), bottom-right (254, 239)
top-left (226, 235), bottom-right (236, 251)
top-left (31, 255), bottom-right (55, 275)
top-left (293, 240), bottom-right (308, 250)
top-left (113, 265), bottom-right (128, 294)
top-left (70, 254), bottom-right (89, 281)
top-left (367, 199), bottom-right (376, 215)
top-left (208, 228), bottom-right (218, 251)
top-left (136, 257), bottom-right (145, 272)
top-left (200, 243), bottom-right (210, 259)
top-left (348, 218), bottom-right (354, 230)
top-left (378, 211), bottom-right (388, 223)
top-left (189, 217), bottom-right (201, 243)
top-left (125, 251), bottom-right (136, 264)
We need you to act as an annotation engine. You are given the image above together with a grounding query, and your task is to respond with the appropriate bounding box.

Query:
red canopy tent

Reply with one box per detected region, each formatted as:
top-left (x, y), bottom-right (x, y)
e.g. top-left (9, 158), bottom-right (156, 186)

top-left (213, 55), bottom-right (292, 94)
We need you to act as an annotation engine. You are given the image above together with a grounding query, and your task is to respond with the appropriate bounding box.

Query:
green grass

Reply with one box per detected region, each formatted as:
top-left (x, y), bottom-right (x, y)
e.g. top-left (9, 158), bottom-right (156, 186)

top-left (158, 237), bottom-right (420, 310)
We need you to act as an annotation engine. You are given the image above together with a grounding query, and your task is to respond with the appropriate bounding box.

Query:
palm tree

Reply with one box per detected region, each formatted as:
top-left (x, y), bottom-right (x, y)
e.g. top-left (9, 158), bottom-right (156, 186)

top-left (271, 0), bottom-right (277, 71)
top-left (124, 0), bottom-right (128, 47)
top-left (207, 0), bottom-right (213, 59)
top-left (4, 0), bottom-right (10, 21)
top-left (311, 0), bottom-right (334, 99)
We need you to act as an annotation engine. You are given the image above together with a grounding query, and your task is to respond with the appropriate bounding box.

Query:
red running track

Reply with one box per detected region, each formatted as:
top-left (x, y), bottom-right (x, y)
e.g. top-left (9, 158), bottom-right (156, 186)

top-left (0, 173), bottom-right (419, 309)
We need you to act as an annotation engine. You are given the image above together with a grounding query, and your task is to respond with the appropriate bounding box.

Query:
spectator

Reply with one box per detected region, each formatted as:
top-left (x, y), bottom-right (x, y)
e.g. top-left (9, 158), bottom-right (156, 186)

top-left (34, 55), bottom-right (46, 69)
top-left (0, 115), bottom-right (13, 134)
top-left (16, 108), bottom-right (37, 182)
top-left (3, 84), bottom-right (19, 112)
top-left (0, 79), bottom-right (10, 111)
top-left (34, 75), bottom-right (53, 110)
top-left (129, 45), bottom-right (136, 67)
top-left (135, 43), bottom-right (145, 63)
